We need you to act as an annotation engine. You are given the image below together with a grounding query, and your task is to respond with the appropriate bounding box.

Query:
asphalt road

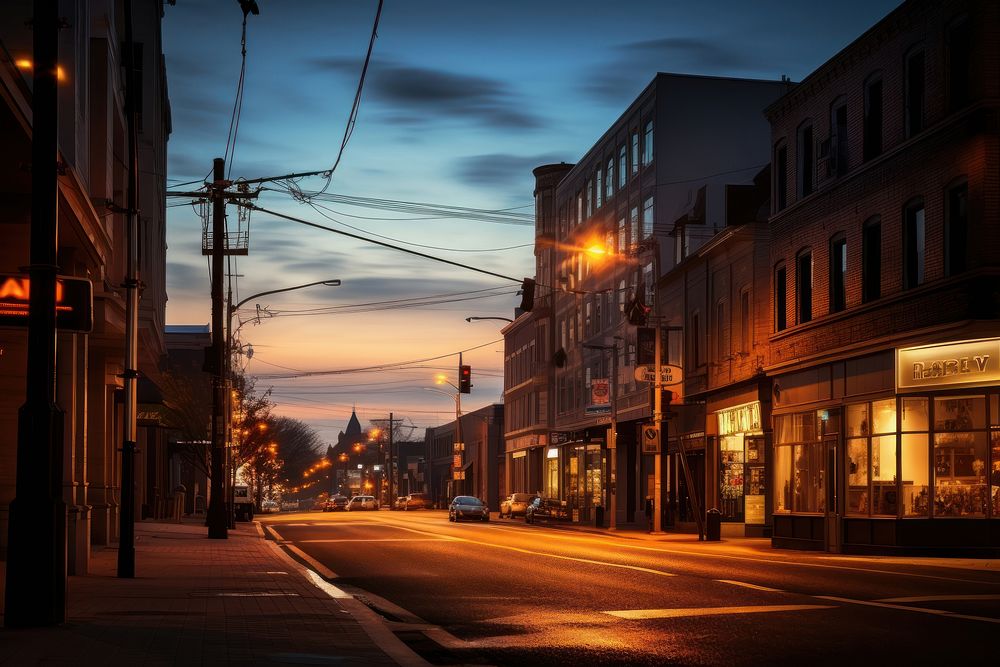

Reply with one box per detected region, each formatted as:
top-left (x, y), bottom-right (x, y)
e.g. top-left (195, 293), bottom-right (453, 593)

top-left (260, 510), bottom-right (1000, 666)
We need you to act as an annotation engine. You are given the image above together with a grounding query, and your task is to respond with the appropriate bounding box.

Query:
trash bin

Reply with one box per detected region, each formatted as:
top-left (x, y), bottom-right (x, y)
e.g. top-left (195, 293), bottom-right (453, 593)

top-left (706, 508), bottom-right (721, 541)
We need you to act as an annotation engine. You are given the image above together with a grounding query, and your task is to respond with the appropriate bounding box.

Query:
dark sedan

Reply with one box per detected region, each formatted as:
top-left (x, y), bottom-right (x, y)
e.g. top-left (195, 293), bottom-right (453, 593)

top-left (448, 496), bottom-right (490, 522)
top-left (323, 495), bottom-right (349, 512)
top-left (524, 497), bottom-right (568, 524)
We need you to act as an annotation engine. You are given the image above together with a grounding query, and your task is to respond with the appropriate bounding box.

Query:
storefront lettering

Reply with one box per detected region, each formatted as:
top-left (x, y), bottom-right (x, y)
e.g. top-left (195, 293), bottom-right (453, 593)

top-left (912, 355), bottom-right (989, 380)
top-left (717, 401), bottom-right (762, 436)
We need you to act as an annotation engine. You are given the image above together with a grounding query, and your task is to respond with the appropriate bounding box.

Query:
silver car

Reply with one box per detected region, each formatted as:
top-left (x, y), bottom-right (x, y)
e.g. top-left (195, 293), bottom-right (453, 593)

top-left (499, 493), bottom-right (538, 519)
top-left (448, 496), bottom-right (489, 522)
top-left (347, 495), bottom-right (378, 511)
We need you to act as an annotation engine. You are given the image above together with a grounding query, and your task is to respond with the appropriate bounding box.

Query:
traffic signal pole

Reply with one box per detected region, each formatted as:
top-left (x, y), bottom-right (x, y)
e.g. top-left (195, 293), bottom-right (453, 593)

top-left (207, 157), bottom-right (228, 539)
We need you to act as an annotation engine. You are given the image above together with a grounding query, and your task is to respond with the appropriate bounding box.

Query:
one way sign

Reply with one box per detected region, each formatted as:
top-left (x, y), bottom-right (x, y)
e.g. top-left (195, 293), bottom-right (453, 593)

top-left (641, 424), bottom-right (661, 453)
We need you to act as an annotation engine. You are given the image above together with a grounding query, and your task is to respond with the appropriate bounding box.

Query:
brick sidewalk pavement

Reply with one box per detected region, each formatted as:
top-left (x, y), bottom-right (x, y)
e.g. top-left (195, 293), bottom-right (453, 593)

top-left (0, 519), bottom-right (422, 666)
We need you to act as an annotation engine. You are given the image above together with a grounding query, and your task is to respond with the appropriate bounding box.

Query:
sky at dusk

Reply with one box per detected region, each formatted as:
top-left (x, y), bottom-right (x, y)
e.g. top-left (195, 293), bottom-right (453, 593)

top-left (162, 0), bottom-right (901, 444)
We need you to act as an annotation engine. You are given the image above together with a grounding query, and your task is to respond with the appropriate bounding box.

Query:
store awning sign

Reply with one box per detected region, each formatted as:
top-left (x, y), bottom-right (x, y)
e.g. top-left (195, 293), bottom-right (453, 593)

top-left (0, 273), bottom-right (93, 333)
top-left (641, 424), bottom-right (661, 453)
top-left (897, 338), bottom-right (1000, 391)
top-left (717, 401), bottom-right (762, 436)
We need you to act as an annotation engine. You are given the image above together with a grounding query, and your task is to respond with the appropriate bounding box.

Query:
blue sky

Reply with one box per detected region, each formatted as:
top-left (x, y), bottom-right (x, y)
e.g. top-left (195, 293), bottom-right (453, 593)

top-left (162, 0), bottom-right (901, 444)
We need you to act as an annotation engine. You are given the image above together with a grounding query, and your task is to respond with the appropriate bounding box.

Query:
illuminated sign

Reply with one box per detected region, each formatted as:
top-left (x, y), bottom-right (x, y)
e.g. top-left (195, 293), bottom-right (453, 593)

top-left (546, 448), bottom-right (558, 459)
top-left (717, 401), bottom-right (762, 436)
top-left (896, 338), bottom-right (1000, 391)
top-left (0, 274), bottom-right (93, 332)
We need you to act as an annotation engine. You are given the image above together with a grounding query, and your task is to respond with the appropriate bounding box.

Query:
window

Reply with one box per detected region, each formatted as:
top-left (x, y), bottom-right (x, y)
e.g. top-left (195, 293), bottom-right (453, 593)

top-left (617, 216), bottom-right (626, 254)
top-left (576, 192), bottom-right (583, 225)
top-left (947, 17), bottom-right (972, 112)
top-left (862, 217), bottom-right (881, 302)
top-left (796, 251), bottom-right (812, 324)
top-left (643, 121), bottom-right (653, 166)
top-left (863, 76), bottom-right (882, 162)
top-left (715, 300), bottom-right (728, 361)
top-left (606, 157), bottom-right (614, 199)
top-left (630, 205), bottom-right (639, 249)
top-left (904, 200), bottom-right (925, 289)
top-left (774, 142), bottom-right (788, 212)
top-left (829, 234), bottom-right (847, 313)
top-left (946, 182), bottom-right (968, 276)
top-left (618, 146), bottom-right (626, 188)
top-left (596, 169), bottom-right (603, 209)
top-left (691, 311), bottom-right (701, 368)
top-left (775, 264), bottom-right (787, 332)
top-left (631, 132), bottom-right (639, 176)
top-left (774, 411), bottom-right (829, 514)
top-left (586, 179), bottom-right (593, 219)
top-left (934, 396), bottom-right (988, 517)
top-left (797, 122), bottom-right (814, 198)
top-left (905, 49), bottom-right (925, 138)
top-left (831, 99), bottom-right (848, 177)
top-left (642, 196), bottom-right (653, 240)
top-left (740, 288), bottom-right (751, 353)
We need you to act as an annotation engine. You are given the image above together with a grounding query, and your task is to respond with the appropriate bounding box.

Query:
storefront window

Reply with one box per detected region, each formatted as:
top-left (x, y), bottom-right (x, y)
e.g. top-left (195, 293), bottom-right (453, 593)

top-left (719, 435), bottom-right (745, 521)
top-left (847, 403), bottom-right (869, 437)
top-left (872, 435), bottom-right (897, 515)
top-left (544, 456), bottom-right (559, 498)
top-left (934, 431), bottom-right (987, 516)
top-left (872, 398), bottom-right (897, 434)
top-left (935, 396), bottom-right (986, 431)
top-left (775, 445), bottom-right (791, 513)
top-left (846, 438), bottom-right (869, 514)
top-left (901, 434), bottom-right (929, 517)
top-left (901, 398), bottom-right (928, 432)
top-left (793, 443), bottom-right (825, 513)
top-left (991, 430), bottom-right (1000, 516)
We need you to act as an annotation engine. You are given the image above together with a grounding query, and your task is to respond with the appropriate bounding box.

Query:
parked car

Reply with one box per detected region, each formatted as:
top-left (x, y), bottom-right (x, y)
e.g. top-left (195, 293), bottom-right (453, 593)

top-left (499, 493), bottom-right (538, 519)
top-left (347, 495), bottom-right (378, 511)
top-left (392, 496), bottom-right (408, 510)
top-left (323, 495), bottom-right (349, 512)
top-left (448, 496), bottom-right (490, 522)
top-left (260, 499), bottom-right (280, 513)
top-left (280, 500), bottom-right (300, 511)
top-left (402, 492), bottom-right (433, 510)
top-left (524, 497), bottom-right (568, 524)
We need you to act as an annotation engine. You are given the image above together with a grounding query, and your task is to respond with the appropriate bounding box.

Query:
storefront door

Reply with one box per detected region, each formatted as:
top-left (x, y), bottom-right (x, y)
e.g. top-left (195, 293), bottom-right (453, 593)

top-left (745, 437), bottom-right (766, 526)
top-left (566, 444), bottom-right (603, 522)
top-left (824, 434), bottom-right (841, 553)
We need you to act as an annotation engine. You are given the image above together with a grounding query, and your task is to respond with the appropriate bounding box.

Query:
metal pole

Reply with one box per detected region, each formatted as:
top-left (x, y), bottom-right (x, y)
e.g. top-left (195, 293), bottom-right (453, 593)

top-left (455, 354), bottom-right (463, 496)
top-left (207, 157), bottom-right (228, 539)
top-left (118, 0), bottom-right (140, 577)
top-left (388, 412), bottom-right (394, 506)
top-left (653, 324), bottom-right (663, 533)
top-left (4, 0), bottom-right (66, 626)
top-left (226, 282), bottom-right (235, 529)
top-left (608, 342), bottom-right (617, 530)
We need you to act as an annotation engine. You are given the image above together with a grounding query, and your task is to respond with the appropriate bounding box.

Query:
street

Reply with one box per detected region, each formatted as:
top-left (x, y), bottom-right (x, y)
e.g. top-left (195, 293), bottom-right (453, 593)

top-left (261, 511), bottom-right (1000, 665)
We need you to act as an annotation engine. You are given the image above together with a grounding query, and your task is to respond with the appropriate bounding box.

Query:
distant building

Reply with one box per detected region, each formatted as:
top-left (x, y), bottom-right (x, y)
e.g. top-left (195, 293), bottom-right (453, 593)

top-left (425, 404), bottom-right (503, 509)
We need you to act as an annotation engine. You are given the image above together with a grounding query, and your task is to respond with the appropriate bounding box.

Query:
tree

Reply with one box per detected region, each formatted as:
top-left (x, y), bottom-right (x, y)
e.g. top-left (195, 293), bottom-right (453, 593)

top-left (159, 366), bottom-right (213, 476)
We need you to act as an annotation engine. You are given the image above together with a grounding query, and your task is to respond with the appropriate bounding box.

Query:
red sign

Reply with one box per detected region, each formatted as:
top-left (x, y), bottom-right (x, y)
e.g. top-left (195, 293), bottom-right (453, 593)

top-left (0, 274), bottom-right (93, 332)
top-left (453, 454), bottom-right (462, 469)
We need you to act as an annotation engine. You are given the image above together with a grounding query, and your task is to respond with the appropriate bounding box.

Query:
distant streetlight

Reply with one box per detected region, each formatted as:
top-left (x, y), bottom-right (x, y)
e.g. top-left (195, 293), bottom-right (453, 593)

top-left (465, 316), bottom-right (513, 324)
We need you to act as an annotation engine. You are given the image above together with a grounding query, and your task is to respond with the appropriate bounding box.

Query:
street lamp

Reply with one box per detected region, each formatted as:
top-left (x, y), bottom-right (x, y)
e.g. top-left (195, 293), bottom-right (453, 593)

top-left (465, 316), bottom-right (513, 324)
top-left (425, 382), bottom-right (464, 497)
top-left (220, 278), bottom-right (341, 534)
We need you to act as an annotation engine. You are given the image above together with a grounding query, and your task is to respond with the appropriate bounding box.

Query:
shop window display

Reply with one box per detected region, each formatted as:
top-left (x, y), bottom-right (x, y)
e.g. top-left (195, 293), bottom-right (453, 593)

top-left (774, 411), bottom-right (826, 514)
top-left (901, 434), bottom-right (929, 517)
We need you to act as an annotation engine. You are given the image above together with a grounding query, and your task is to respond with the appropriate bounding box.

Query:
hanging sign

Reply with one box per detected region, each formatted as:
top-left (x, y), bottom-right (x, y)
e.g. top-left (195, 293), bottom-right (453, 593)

top-left (0, 274), bottom-right (93, 332)
top-left (634, 364), bottom-right (683, 385)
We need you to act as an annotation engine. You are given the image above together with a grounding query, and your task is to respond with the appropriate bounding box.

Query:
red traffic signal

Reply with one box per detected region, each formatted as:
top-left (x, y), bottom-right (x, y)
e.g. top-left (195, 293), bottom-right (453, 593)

top-left (459, 365), bottom-right (472, 393)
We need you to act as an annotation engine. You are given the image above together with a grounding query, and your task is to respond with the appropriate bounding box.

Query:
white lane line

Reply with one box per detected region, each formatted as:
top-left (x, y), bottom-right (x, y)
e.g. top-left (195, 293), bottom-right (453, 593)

top-left (372, 523), bottom-right (676, 578)
top-left (816, 596), bottom-right (1000, 625)
top-left (605, 604), bottom-right (832, 620)
top-left (303, 569), bottom-right (353, 599)
top-left (876, 594), bottom-right (1000, 603)
top-left (716, 579), bottom-right (784, 593)
top-left (283, 543), bottom-right (339, 580)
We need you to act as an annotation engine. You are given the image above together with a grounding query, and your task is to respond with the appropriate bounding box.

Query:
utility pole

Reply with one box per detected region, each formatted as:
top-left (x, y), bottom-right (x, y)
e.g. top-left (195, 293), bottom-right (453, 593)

top-left (4, 0), bottom-right (66, 627)
top-left (118, 0), bottom-right (140, 578)
top-left (207, 157), bottom-right (228, 539)
top-left (388, 412), bottom-right (395, 507)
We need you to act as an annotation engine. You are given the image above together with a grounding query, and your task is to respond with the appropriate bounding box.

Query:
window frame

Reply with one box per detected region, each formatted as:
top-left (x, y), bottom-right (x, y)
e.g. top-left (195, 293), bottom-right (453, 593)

top-left (903, 198), bottom-right (926, 289)
top-left (796, 249), bottom-right (813, 324)
top-left (829, 233), bottom-right (847, 313)
top-left (862, 216), bottom-right (882, 303)
top-left (774, 263), bottom-right (787, 332)
top-left (797, 121), bottom-right (815, 199)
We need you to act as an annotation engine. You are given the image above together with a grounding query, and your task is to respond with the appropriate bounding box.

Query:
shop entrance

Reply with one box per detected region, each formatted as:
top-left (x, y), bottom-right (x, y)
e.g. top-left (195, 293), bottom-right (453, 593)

top-left (566, 443), bottom-right (603, 523)
top-left (825, 434), bottom-right (841, 552)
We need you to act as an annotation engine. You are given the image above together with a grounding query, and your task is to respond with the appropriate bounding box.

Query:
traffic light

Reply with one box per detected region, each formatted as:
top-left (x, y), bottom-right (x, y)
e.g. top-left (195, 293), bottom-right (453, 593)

top-left (519, 278), bottom-right (536, 312)
top-left (625, 295), bottom-right (650, 326)
top-left (459, 364), bottom-right (472, 393)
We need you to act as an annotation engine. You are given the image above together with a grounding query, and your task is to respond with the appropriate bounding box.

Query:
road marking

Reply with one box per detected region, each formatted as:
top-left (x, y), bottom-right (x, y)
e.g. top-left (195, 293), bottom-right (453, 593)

top-left (716, 579), bottom-right (784, 592)
top-left (876, 594), bottom-right (1000, 603)
top-left (215, 592), bottom-right (300, 597)
top-left (372, 523), bottom-right (676, 578)
top-left (604, 604), bottom-right (832, 620)
top-left (816, 596), bottom-right (1000, 625)
top-left (298, 538), bottom-right (448, 543)
top-left (284, 543), bottom-right (339, 580)
top-left (263, 525), bottom-right (284, 541)
top-left (304, 569), bottom-right (353, 599)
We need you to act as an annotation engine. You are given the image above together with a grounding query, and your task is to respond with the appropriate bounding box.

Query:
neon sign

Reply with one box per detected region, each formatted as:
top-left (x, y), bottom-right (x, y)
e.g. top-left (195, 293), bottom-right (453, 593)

top-left (0, 274), bottom-right (93, 332)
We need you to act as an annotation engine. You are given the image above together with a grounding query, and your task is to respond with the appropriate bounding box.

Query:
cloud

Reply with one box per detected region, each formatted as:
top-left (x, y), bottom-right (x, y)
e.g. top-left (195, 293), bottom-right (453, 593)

top-left (453, 152), bottom-right (567, 188)
top-left (166, 260), bottom-right (206, 292)
top-left (308, 58), bottom-right (545, 130)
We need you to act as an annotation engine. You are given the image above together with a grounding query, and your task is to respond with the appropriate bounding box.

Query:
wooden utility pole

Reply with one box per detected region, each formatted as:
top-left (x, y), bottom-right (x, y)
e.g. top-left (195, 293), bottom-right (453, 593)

top-left (207, 157), bottom-right (228, 539)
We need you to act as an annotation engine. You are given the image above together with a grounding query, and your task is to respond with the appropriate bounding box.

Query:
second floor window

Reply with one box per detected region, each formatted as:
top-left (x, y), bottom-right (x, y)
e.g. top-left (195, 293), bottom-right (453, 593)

top-left (586, 179), bottom-right (593, 219)
top-left (946, 182), bottom-right (968, 277)
top-left (631, 132), bottom-right (639, 176)
top-left (830, 235), bottom-right (847, 313)
top-left (596, 169), bottom-right (603, 209)
top-left (863, 76), bottom-right (883, 162)
top-left (606, 157), bottom-right (614, 199)
top-left (831, 100), bottom-right (848, 177)
top-left (775, 265), bottom-right (787, 332)
top-left (618, 146), bottom-right (626, 188)
top-left (862, 217), bottom-right (881, 303)
top-left (905, 49), bottom-right (925, 139)
top-left (904, 200), bottom-right (925, 289)
top-left (642, 196), bottom-right (654, 239)
top-left (797, 251), bottom-right (813, 324)
top-left (630, 206), bottom-right (639, 249)
top-left (798, 123), bottom-right (814, 198)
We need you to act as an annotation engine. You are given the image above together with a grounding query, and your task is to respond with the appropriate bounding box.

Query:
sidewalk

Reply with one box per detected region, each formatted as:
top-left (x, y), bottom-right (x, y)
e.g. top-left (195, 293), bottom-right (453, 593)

top-left (0, 518), bottom-right (423, 666)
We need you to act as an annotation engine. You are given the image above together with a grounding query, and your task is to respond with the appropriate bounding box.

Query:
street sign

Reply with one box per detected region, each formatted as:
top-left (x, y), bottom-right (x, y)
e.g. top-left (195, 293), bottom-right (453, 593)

top-left (550, 431), bottom-right (570, 445)
top-left (641, 424), bottom-right (660, 453)
top-left (585, 404), bottom-right (611, 415)
top-left (452, 454), bottom-right (462, 469)
top-left (633, 364), bottom-right (683, 385)
top-left (0, 273), bottom-right (93, 332)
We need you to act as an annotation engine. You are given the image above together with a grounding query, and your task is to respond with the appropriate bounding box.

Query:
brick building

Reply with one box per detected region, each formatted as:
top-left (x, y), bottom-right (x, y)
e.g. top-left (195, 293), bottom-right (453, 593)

top-left (764, 0), bottom-right (1000, 552)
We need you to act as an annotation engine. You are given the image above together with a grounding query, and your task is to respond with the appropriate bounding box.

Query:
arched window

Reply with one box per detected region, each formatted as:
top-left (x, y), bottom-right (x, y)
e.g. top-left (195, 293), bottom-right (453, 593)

top-left (829, 232), bottom-right (847, 313)
top-left (796, 249), bottom-right (813, 324)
